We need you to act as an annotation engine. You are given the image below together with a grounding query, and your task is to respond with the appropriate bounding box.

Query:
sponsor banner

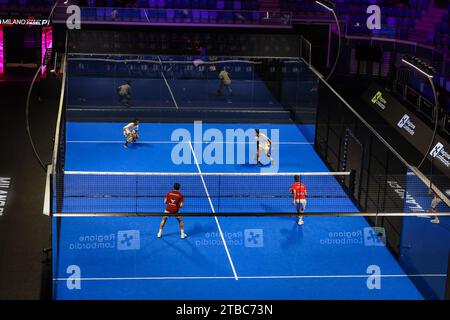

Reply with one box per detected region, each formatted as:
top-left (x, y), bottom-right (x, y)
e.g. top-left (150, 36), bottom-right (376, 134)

top-left (362, 83), bottom-right (450, 176)
top-left (430, 142), bottom-right (450, 168)
top-left (0, 177), bottom-right (11, 216)
top-left (0, 18), bottom-right (50, 26)
top-left (397, 114), bottom-right (416, 136)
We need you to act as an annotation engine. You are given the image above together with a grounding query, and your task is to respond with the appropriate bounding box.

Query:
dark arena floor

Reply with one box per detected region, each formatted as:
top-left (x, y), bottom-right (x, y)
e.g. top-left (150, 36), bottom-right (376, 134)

top-left (0, 0), bottom-right (450, 312)
top-left (0, 76), bottom-right (56, 298)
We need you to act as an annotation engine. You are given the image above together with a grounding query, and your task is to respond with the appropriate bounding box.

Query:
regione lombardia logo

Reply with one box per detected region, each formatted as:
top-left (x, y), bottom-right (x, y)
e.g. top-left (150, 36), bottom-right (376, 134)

top-left (430, 143), bottom-right (444, 158)
top-left (117, 230), bottom-right (140, 250)
top-left (397, 115), bottom-right (410, 128)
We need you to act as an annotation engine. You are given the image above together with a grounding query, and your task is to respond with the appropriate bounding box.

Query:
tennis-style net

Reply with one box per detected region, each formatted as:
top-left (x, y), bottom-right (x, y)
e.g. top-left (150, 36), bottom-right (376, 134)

top-left (53, 171), bottom-right (356, 215)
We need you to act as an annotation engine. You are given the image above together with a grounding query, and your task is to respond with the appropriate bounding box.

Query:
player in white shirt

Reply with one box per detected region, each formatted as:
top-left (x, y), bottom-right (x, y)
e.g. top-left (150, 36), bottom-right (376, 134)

top-left (255, 129), bottom-right (274, 166)
top-left (123, 119), bottom-right (140, 148)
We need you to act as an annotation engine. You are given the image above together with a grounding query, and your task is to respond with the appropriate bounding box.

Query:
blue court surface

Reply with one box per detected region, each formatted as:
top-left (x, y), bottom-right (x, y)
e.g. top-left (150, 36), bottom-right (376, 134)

top-left (53, 123), bottom-right (424, 300)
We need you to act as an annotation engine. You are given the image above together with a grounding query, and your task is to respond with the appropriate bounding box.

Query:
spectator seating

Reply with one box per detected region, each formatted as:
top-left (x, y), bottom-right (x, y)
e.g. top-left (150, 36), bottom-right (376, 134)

top-left (428, 6), bottom-right (449, 49)
top-left (78, 0), bottom-right (260, 10)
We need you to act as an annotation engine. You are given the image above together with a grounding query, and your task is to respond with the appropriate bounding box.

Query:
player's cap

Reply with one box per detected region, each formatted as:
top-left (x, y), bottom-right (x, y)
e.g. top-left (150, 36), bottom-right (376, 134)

top-left (255, 129), bottom-right (259, 134)
top-left (174, 183), bottom-right (180, 190)
top-left (294, 175), bottom-right (299, 182)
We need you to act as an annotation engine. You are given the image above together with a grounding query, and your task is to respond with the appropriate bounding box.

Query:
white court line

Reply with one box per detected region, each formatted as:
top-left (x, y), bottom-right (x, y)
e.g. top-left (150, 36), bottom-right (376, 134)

top-left (66, 140), bottom-right (313, 145)
top-left (158, 56), bottom-right (179, 110)
top-left (188, 140), bottom-right (239, 281)
top-left (53, 273), bottom-right (447, 281)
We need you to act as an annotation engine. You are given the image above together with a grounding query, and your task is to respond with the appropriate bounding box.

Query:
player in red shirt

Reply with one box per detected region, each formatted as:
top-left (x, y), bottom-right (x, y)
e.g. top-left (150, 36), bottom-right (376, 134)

top-left (157, 183), bottom-right (187, 239)
top-left (289, 175), bottom-right (307, 225)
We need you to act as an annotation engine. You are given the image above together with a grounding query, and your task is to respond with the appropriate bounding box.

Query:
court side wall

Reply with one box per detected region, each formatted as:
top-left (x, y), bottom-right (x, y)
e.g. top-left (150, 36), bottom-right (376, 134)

top-left (314, 80), bottom-right (450, 300)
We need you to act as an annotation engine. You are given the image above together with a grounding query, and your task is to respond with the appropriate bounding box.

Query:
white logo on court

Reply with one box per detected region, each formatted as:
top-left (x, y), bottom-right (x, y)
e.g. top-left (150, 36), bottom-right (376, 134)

top-left (244, 229), bottom-right (264, 248)
top-left (117, 230), bottom-right (140, 251)
top-left (363, 227), bottom-right (386, 246)
top-left (171, 121), bottom-right (279, 172)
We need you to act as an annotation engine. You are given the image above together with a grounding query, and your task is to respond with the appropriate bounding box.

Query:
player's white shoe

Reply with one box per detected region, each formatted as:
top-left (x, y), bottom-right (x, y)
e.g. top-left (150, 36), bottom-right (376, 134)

top-left (157, 231), bottom-right (162, 238)
top-left (181, 233), bottom-right (187, 239)
top-left (430, 217), bottom-right (440, 224)
top-left (298, 219), bottom-right (304, 225)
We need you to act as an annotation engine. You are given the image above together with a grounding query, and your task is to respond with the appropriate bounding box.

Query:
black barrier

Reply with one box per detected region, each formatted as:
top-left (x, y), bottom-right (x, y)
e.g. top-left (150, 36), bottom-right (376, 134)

top-left (361, 83), bottom-right (450, 180)
top-left (314, 74), bottom-right (450, 299)
top-left (65, 29), bottom-right (302, 57)
top-left (316, 80), bottom-right (415, 256)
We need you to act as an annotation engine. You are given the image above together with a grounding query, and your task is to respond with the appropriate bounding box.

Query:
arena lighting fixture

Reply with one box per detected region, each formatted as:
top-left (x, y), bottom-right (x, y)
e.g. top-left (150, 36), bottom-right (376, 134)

top-left (402, 55), bottom-right (438, 169)
top-left (315, 0), bottom-right (335, 11)
top-left (48, 0), bottom-right (61, 20)
top-left (315, 0), bottom-right (340, 81)
top-left (401, 55), bottom-right (434, 78)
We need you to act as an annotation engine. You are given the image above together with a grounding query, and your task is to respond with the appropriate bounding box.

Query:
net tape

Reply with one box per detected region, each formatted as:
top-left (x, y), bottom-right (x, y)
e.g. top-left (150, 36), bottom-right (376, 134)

top-left (53, 171), bottom-right (360, 215)
top-left (62, 171), bottom-right (352, 199)
top-left (53, 171), bottom-right (450, 216)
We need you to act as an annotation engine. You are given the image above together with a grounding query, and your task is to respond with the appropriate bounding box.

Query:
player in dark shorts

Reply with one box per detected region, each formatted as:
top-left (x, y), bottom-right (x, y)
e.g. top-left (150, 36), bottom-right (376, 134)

top-left (117, 80), bottom-right (132, 107)
top-left (157, 183), bottom-right (187, 239)
top-left (289, 175), bottom-right (307, 225)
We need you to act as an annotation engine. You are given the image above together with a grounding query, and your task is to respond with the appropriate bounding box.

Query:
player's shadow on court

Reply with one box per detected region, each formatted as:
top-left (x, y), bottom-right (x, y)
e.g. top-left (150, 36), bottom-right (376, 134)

top-left (186, 223), bottom-right (210, 237)
top-left (161, 227), bottom-right (224, 270)
top-left (127, 143), bottom-right (151, 150)
top-left (280, 220), bottom-right (304, 248)
top-left (238, 161), bottom-right (271, 168)
top-left (238, 163), bottom-right (257, 168)
top-left (161, 223), bottom-right (206, 238)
